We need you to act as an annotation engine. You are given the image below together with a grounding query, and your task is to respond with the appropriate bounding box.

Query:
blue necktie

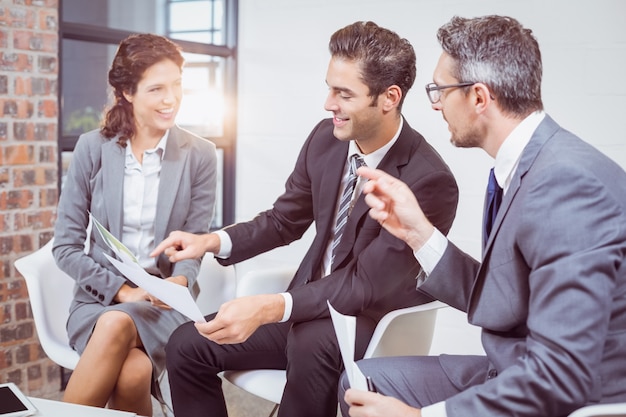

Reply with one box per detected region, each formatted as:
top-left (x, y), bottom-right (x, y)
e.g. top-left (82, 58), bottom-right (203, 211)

top-left (483, 168), bottom-right (503, 248)
top-left (331, 154), bottom-right (365, 266)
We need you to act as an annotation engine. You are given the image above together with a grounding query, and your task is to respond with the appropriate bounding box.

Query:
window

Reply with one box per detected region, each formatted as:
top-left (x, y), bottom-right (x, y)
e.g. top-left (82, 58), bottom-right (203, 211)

top-left (59, 0), bottom-right (237, 228)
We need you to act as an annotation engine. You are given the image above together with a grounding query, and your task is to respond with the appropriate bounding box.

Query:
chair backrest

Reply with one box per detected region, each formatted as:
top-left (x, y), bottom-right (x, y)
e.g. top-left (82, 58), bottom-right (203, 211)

top-left (195, 253), bottom-right (237, 315)
top-left (14, 238), bottom-right (80, 370)
top-left (364, 300), bottom-right (447, 358)
top-left (234, 266), bottom-right (296, 297)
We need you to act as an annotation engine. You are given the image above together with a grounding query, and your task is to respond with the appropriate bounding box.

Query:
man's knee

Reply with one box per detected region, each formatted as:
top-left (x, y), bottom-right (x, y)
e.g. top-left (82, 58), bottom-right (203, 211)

top-left (166, 321), bottom-right (199, 365)
top-left (286, 320), bottom-right (340, 367)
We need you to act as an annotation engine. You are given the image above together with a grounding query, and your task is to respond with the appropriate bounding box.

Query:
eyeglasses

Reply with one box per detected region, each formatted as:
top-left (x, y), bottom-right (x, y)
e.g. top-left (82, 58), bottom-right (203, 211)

top-left (425, 82), bottom-right (476, 104)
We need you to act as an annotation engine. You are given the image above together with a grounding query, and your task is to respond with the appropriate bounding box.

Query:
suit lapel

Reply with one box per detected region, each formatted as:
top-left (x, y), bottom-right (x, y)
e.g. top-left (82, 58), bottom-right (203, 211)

top-left (478, 115), bottom-right (561, 270)
top-left (101, 138), bottom-right (125, 237)
top-left (155, 126), bottom-right (189, 242)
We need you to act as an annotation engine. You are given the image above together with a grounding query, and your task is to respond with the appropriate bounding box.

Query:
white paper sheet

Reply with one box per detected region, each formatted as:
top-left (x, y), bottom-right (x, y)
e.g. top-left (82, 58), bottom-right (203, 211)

top-left (327, 300), bottom-right (368, 391)
top-left (92, 213), bottom-right (206, 323)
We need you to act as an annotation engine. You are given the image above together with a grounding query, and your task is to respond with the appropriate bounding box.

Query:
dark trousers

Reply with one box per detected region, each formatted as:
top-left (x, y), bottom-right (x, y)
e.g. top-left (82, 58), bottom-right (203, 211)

top-left (166, 313), bottom-right (376, 417)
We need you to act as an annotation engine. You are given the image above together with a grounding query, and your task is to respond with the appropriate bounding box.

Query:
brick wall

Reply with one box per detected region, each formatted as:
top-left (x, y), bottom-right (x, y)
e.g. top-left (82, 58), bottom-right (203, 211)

top-left (0, 0), bottom-right (60, 398)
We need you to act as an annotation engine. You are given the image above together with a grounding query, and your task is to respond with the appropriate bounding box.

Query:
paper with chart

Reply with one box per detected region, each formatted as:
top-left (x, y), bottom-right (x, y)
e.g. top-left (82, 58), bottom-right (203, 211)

top-left (327, 301), bottom-right (368, 391)
top-left (91, 213), bottom-right (206, 323)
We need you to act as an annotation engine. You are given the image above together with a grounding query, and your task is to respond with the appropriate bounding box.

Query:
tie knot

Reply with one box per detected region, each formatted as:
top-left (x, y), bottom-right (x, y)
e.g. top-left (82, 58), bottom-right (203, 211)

top-left (349, 154), bottom-right (366, 175)
top-left (487, 168), bottom-right (501, 194)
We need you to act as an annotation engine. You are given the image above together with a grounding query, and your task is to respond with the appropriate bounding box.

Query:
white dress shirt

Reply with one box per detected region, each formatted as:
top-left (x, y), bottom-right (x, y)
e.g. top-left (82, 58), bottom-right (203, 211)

top-left (122, 132), bottom-right (168, 276)
top-left (419, 111), bottom-right (545, 417)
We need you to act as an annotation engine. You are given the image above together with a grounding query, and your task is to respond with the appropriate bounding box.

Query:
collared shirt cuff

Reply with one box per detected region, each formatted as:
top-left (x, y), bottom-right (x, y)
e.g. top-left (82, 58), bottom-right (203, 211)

top-left (422, 401), bottom-right (447, 417)
top-left (214, 230), bottom-right (232, 258)
top-left (413, 228), bottom-right (448, 276)
top-left (279, 292), bottom-right (293, 322)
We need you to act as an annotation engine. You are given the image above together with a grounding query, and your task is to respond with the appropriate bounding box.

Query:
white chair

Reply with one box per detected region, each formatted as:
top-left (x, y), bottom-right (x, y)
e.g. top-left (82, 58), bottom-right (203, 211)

top-left (14, 238), bottom-right (80, 371)
top-left (15, 238), bottom-right (236, 417)
top-left (222, 267), bottom-right (447, 416)
top-left (568, 403), bottom-right (626, 417)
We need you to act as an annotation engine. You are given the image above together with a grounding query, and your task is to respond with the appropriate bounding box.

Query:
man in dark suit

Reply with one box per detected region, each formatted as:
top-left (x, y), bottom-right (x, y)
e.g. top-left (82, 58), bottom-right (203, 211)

top-left (341, 15), bottom-right (626, 417)
top-left (151, 21), bottom-right (458, 417)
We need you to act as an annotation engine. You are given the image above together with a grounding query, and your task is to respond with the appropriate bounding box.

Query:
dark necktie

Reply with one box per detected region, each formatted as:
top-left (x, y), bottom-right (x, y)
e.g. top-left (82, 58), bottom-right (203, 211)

top-left (331, 154), bottom-right (366, 265)
top-left (483, 168), bottom-right (503, 248)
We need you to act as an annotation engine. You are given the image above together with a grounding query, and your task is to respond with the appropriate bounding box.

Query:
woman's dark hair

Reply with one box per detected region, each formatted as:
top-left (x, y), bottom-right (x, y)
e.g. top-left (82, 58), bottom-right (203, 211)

top-left (100, 33), bottom-right (184, 146)
top-left (329, 21), bottom-right (416, 111)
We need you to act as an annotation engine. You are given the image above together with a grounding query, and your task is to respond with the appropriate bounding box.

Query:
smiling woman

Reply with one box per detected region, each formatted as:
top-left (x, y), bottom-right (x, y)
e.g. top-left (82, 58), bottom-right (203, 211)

top-left (52, 33), bottom-right (218, 416)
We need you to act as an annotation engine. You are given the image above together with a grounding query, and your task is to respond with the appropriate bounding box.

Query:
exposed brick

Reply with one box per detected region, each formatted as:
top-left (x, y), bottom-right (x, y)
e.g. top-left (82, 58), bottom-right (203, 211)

top-left (16, 321), bottom-right (34, 340)
top-left (38, 144), bottom-right (56, 163)
top-left (0, 29), bottom-right (7, 49)
top-left (16, 344), bottom-right (31, 364)
top-left (28, 363), bottom-right (42, 379)
top-left (0, 52), bottom-right (34, 72)
top-left (0, 167), bottom-right (9, 185)
top-left (4, 144), bottom-right (35, 165)
top-left (15, 301), bottom-right (30, 320)
top-left (0, 189), bottom-right (35, 210)
top-left (0, 0), bottom-right (59, 396)
top-left (27, 366), bottom-right (43, 391)
top-left (5, 7), bottom-right (36, 29)
top-left (38, 231), bottom-right (53, 247)
top-left (32, 78), bottom-right (51, 95)
top-left (0, 261), bottom-right (9, 280)
top-left (34, 123), bottom-right (55, 141)
top-left (39, 9), bottom-right (58, 31)
top-left (3, 99), bottom-right (34, 118)
top-left (37, 99), bottom-right (56, 117)
top-left (14, 166), bottom-right (56, 187)
top-left (0, 303), bottom-right (11, 324)
top-left (23, 208), bottom-right (56, 229)
top-left (7, 369), bottom-right (22, 385)
top-left (0, 75), bottom-right (7, 94)
top-left (13, 30), bottom-right (57, 53)
top-left (0, 326), bottom-right (17, 343)
top-left (0, 347), bottom-right (13, 368)
top-left (37, 55), bottom-right (56, 73)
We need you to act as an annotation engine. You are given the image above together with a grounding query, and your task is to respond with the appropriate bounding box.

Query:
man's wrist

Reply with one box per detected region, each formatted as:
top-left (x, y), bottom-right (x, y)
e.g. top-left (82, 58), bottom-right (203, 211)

top-left (405, 223), bottom-right (434, 252)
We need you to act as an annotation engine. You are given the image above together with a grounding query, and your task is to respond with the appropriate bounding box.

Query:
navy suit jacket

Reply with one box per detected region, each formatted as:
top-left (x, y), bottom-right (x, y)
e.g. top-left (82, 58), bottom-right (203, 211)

top-left (219, 118), bottom-right (459, 323)
top-left (421, 115), bottom-right (626, 416)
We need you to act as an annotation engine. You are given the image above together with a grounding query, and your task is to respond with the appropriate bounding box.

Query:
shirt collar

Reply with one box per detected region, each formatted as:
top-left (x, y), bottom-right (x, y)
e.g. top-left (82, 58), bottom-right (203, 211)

top-left (347, 116), bottom-right (403, 168)
top-left (494, 111), bottom-right (545, 192)
top-left (125, 130), bottom-right (170, 161)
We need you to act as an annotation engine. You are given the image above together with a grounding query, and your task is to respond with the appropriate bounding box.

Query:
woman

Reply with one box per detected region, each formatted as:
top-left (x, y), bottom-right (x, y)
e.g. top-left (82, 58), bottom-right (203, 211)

top-left (52, 33), bottom-right (217, 416)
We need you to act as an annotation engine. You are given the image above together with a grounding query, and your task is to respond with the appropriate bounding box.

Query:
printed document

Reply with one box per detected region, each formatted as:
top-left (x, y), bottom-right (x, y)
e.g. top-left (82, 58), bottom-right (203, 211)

top-left (327, 301), bottom-right (368, 391)
top-left (91, 213), bottom-right (206, 322)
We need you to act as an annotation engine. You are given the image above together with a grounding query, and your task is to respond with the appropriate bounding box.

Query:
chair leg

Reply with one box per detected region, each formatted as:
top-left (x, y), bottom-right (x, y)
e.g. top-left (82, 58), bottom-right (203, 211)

top-left (268, 403), bottom-right (279, 417)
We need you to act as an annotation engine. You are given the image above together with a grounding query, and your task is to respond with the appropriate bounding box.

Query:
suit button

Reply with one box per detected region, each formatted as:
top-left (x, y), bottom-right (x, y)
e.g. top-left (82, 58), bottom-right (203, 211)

top-left (91, 289), bottom-right (98, 296)
top-left (487, 369), bottom-right (498, 379)
top-left (98, 294), bottom-right (105, 301)
top-left (86, 285), bottom-right (92, 292)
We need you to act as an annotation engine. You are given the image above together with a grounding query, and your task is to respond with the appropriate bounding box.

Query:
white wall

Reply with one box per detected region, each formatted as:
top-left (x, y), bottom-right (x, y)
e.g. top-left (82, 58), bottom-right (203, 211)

top-left (235, 0), bottom-right (626, 353)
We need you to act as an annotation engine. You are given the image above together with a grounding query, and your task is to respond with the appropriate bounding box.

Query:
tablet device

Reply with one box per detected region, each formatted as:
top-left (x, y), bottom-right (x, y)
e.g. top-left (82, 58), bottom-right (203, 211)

top-left (0, 383), bottom-right (38, 417)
